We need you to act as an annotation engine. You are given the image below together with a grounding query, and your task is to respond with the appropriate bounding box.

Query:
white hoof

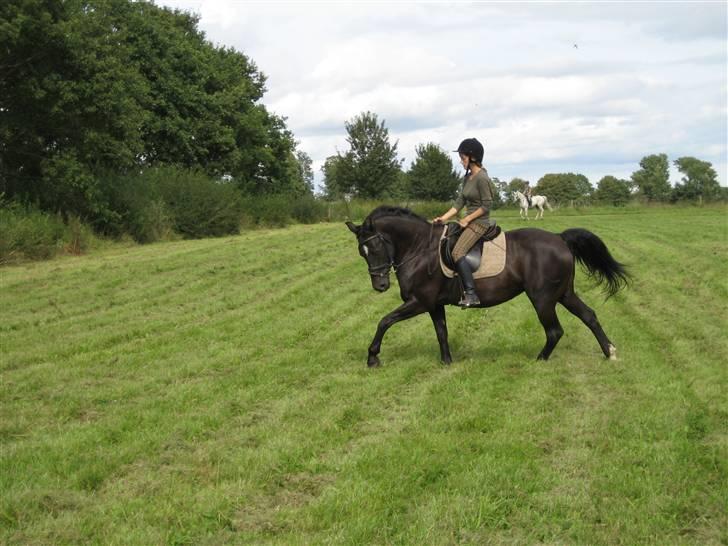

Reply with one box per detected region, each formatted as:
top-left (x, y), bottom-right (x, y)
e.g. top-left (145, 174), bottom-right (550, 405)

top-left (608, 344), bottom-right (617, 360)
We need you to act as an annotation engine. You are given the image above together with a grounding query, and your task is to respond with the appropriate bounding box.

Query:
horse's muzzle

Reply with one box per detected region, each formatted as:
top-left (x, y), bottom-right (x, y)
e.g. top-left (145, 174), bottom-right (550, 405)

top-left (370, 275), bottom-right (390, 292)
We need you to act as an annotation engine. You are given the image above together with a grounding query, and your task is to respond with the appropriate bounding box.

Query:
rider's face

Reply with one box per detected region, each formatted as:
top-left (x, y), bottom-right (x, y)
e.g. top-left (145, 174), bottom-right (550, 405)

top-left (459, 153), bottom-right (469, 169)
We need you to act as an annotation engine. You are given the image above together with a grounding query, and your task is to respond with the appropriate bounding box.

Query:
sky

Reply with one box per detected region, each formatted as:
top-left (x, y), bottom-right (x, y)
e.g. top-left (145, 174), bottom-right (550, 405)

top-left (156, 1), bottom-right (728, 192)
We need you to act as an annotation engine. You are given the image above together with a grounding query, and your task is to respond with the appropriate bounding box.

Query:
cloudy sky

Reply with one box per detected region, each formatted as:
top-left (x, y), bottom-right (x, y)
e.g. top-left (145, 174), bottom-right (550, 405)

top-left (157, 1), bottom-right (727, 191)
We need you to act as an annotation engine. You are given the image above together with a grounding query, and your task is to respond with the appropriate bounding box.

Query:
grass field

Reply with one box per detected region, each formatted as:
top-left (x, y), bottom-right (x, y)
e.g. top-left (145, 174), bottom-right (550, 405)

top-left (1, 206), bottom-right (726, 545)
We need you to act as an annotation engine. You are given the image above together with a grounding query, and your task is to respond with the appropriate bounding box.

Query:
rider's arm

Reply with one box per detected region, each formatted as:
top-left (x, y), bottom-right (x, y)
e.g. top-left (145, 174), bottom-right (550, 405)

top-left (434, 182), bottom-right (466, 223)
top-left (434, 207), bottom-right (458, 223)
top-left (462, 207), bottom-right (485, 225)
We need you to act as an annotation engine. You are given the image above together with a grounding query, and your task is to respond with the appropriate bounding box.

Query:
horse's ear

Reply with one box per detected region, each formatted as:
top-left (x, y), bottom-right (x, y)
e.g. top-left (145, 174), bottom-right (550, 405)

top-left (345, 221), bottom-right (360, 235)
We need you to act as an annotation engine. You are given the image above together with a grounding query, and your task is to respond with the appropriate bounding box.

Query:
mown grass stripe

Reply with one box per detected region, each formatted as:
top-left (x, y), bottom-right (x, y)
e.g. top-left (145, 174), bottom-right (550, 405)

top-left (1, 206), bottom-right (726, 545)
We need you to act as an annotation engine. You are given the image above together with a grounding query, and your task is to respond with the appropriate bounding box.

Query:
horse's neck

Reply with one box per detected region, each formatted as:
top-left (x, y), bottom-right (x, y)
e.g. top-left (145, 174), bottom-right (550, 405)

top-left (377, 218), bottom-right (431, 259)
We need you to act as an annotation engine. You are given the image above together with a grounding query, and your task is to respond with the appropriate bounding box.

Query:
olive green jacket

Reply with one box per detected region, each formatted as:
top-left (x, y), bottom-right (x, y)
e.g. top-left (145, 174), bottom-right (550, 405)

top-left (453, 169), bottom-right (493, 227)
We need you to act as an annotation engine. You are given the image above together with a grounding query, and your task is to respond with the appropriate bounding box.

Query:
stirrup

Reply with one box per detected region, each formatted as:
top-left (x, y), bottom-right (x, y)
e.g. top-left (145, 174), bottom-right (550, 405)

top-left (459, 291), bottom-right (480, 308)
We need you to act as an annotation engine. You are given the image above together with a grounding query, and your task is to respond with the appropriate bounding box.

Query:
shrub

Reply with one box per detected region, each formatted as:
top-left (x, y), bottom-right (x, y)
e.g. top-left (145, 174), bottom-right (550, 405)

top-left (0, 200), bottom-right (99, 263)
top-left (154, 170), bottom-right (242, 238)
top-left (64, 215), bottom-right (97, 255)
top-left (241, 194), bottom-right (292, 227)
top-left (99, 167), bottom-right (242, 241)
top-left (290, 195), bottom-right (327, 224)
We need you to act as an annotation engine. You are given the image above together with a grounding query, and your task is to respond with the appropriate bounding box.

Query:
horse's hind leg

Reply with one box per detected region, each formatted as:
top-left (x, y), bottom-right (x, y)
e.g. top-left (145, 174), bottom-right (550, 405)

top-left (560, 291), bottom-right (617, 360)
top-left (530, 297), bottom-right (564, 360)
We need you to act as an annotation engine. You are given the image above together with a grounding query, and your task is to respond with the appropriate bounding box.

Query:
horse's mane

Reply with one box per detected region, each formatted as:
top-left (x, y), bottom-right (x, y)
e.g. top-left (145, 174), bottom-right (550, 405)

top-left (363, 205), bottom-right (429, 230)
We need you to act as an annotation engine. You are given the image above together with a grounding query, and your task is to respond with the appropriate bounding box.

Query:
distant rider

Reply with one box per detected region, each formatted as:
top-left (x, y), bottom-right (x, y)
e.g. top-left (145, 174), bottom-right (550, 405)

top-left (524, 183), bottom-right (533, 207)
top-left (432, 138), bottom-right (493, 308)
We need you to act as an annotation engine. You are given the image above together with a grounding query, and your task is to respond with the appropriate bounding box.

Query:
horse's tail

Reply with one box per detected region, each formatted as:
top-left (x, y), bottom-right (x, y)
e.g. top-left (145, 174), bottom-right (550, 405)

top-left (545, 198), bottom-right (553, 211)
top-left (560, 228), bottom-right (630, 298)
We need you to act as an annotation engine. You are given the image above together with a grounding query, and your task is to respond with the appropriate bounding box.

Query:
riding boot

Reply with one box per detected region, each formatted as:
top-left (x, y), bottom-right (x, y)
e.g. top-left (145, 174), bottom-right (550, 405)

top-left (455, 257), bottom-right (480, 308)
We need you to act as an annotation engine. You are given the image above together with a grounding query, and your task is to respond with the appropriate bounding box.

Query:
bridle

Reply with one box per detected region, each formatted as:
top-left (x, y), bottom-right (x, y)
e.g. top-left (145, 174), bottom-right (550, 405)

top-left (359, 223), bottom-right (439, 278)
top-left (359, 232), bottom-right (396, 277)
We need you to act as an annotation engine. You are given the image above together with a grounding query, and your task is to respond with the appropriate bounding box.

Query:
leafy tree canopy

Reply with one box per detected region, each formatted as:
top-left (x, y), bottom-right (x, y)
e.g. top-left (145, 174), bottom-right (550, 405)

top-left (326, 112), bottom-right (402, 199)
top-left (407, 143), bottom-right (460, 201)
top-left (489, 176), bottom-right (506, 209)
top-left (671, 156), bottom-right (721, 202)
top-left (594, 176), bottom-right (631, 206)
top-left (0, 0), bottom-right (304, 221)
top-left (535, 173), bottom-right (592, 204)
top-left (631, 153), bottom-right (671, 202)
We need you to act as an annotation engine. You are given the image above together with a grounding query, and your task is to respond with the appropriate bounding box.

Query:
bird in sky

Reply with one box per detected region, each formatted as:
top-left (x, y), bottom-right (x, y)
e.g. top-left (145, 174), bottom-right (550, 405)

top-left (573, 43), bottom-right (578, 49)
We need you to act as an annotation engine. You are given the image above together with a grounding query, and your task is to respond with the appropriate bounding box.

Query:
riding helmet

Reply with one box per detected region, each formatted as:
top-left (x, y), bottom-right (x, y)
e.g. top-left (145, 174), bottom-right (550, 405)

top-left (454, 138), bottom-right (484, 164)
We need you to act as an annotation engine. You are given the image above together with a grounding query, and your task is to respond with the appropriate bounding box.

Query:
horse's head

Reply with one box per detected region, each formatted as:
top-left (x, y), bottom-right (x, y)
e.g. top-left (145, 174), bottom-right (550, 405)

top-left (346, 221), bottom-right (393, 292)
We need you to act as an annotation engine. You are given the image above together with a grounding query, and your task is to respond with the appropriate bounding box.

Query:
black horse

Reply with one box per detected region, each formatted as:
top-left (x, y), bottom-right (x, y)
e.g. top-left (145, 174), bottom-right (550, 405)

top-left (346, 206), bottom-right (629, 367)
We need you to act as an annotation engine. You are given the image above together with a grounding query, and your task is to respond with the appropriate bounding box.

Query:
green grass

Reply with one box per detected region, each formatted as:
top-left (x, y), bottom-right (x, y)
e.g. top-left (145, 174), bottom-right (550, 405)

top-left (1, 206), bottom-right (726, 545)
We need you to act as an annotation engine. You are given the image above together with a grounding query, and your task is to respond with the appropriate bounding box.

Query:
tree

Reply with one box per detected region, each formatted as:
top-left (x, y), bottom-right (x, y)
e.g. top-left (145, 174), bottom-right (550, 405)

top-left (671, 157), bottom-right (721, 202)
top-left (507, 177), bottom-right (529, 194)
top-left (504, 178), bottom-right (530, 205)
top-left (330, 112), bottom-right (402, 199)
top-left (490, 177), bottom-right (506, 209)
top-left (631, 154), bottom-right (671, 202)
top-left (407, 143), bottom-right (460, 201)
top-left (0, 0), bottom-right (148, 220)
top-left (535, 173), bottom-right (592, 205)
top-left (295, 150), bottom-right (314, 195)
top-left (321, 154), bottom-right (352, 199)
top-left (0, 0), bottom-right (303, 222)
top-left (594, 176), bottom-right (631, 206)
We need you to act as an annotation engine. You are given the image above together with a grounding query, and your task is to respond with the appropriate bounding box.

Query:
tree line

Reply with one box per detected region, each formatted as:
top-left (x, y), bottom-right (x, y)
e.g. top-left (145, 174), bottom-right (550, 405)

top-left (1, 0), bottom-right (724, 253)
top-left (1, 0), bottom-right (313, 236)
top-left (323, 112), bottom-right (725, 207)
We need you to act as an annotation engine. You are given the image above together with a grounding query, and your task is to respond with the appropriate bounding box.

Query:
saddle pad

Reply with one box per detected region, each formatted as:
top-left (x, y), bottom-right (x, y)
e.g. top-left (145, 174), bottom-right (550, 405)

top-left (440, 231), bottom-right (507, 279)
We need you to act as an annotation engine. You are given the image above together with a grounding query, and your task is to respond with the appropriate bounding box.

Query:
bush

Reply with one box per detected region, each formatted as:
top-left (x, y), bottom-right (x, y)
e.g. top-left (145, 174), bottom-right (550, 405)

top-left (241, 194), bottom-right (292, 227)
top-left (154, 169), bottom-right (242, 238)
top-left (0, 200), bottom-right (99, 264)
top-left (64, 215), bottom-right (98, 255)
top-left (99, 167), bottom-right (242, 241)
top-left (290, 195), bottom-right (327, 224)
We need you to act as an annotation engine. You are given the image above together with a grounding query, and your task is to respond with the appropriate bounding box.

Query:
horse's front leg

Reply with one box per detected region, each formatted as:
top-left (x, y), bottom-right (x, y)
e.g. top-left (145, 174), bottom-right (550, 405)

top-left (367, 298), bottom-right (426, 367)
top-left (429, 305), bottom-right (452, 365)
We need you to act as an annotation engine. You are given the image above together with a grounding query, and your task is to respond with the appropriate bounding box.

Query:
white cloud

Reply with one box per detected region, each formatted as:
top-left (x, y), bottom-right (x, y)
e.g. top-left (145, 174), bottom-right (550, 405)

top-left (156, 0), bottom-right (728, 189)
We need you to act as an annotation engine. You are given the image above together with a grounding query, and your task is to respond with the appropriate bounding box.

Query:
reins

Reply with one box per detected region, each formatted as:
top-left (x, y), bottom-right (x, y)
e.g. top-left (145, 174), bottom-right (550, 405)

top-left (362, 222), bottom-right (457, 278)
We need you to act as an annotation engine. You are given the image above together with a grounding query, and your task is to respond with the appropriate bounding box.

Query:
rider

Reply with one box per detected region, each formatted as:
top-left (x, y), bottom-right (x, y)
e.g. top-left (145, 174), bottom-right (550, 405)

top-left (524, 182), bottom-right (533, 207)
top-left (433, 138), bottom-right (493, 308)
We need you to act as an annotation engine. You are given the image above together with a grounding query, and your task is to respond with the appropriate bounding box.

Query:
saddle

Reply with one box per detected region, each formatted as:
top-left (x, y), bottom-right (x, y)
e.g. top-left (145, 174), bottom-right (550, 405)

top-left (439, 222), bottom-right (507, 278)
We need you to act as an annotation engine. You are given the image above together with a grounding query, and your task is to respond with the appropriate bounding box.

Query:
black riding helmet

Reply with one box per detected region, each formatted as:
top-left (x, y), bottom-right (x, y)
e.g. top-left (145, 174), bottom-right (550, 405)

top-left (454, 138), bottom-right (484, 165)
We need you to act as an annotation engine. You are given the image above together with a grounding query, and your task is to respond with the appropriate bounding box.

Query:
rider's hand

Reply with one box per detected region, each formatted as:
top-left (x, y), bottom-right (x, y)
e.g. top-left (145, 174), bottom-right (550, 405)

top-left (458, 218), bottom-right (470, 228)
top-left (432, 217), bottom-right (443, 224)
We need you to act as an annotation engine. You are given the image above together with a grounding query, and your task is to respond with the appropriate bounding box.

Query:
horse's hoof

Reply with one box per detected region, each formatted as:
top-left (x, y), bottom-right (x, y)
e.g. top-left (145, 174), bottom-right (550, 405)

top-left (441, 357), bottom-right (452, 366)
top-left (367, 355), bottom-right (381, 368)
top-left (608, 344), bottom-right (617, 361)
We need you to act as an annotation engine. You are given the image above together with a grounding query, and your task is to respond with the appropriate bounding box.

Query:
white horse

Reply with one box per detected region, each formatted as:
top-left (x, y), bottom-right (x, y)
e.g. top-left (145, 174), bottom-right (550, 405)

top-left (512, 190), bottom-right (552, 220)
